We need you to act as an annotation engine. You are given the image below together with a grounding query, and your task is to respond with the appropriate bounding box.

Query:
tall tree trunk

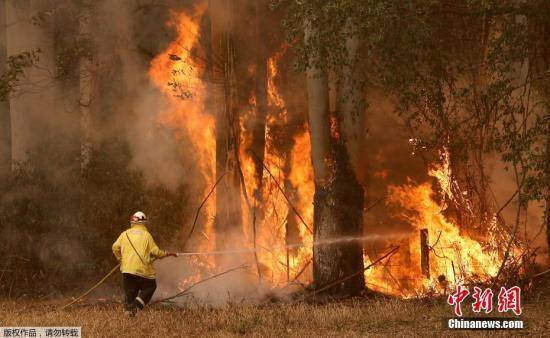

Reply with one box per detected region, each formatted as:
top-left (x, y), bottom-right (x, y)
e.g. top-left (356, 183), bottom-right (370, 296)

top-left (6, 0), bottom-right (53, 164)
top-left (337, 17), bottom-right (365, 287)
top-left (54, 0), bottom-right (81, 175)
top-left (0, 0), bottom-right (11, 182)
top-left (537, 0), bottom-right (550, 260)
top-left (546, 133), bottom-right (550, 259)
top-left (340, 18), bottom-right (364, 177)
top-left (210, 0), bottom-right (243, 257)
top-left (306, 16), bottom-right (364, 296)
top-left (79, 3), bottom-right (93, 172)
top-left (251, 0), bottom-right (268, 205)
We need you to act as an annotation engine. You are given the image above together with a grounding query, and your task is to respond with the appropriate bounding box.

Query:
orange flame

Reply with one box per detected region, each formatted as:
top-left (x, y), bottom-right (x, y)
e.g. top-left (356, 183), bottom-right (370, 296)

top-left (149, 4), bottom-right (511, 298)
top-left (149, 3), bottom-right (216, 261)
top-left (365, 148), bottom-right (505, 297)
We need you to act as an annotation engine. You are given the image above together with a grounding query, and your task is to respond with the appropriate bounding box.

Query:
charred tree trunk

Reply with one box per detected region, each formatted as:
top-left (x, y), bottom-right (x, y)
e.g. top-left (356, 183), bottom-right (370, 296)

top-left (420, 229), bottom-right (430, 278)
top-left (306, 16), bottom-right (364, 296)
top-left (311, 142), bottom-right (365, 296)
top-left (336, 17), bottom-right (365, 289)
top-left (0, 0), bottom-right (11, 182)
top-left (251, 0), bottom-right (268, 205)
top-left (210, 0), bottom-right (243, 255)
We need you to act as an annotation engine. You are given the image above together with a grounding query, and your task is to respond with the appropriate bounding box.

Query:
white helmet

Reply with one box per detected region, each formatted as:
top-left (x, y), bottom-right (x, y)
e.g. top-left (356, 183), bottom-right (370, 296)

top-left (131, 211), bottom-right (148, 223)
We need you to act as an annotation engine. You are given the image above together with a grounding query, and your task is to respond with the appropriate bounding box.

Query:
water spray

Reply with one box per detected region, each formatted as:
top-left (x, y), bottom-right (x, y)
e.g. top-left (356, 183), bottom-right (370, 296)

top-left (175, 233), bottom-right (410, 257)
top-left (60, 232), bottom-right (408, 310)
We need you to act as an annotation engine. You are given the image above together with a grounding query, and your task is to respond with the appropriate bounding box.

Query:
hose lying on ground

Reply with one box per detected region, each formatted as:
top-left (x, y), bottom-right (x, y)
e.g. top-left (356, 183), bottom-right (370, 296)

top-left (60, 263), bottom-right (120, 310)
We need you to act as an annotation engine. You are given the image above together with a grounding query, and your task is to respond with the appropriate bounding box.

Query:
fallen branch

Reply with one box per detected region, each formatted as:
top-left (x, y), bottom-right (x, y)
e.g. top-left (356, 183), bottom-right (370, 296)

top-left (250, 151), bottom-right (313, 234)
top-left (60, 263), bottom-right (120, 310)
top-left (279, 259), bottom-right (311, 292)
top-left (523, 268), bottom-right (550, 280)
top-left (495, 189), bottom-right (519, 218)
top-left (292, 259), bottom-right (311, 283)
top-left (492, 193), bottom-right (522, 288)
top-left (428, 230), bottom-right (443, 250)
top-left (305, 246), bottom-right (400, 298)
top-left (364, 196), bottom-right (385, 213)
top-left (184, 171), bottom-right (227, 249)
top-left (381, 256), bottom-right (405, 297)
top-left (153, 264), bottom-right (249, 304)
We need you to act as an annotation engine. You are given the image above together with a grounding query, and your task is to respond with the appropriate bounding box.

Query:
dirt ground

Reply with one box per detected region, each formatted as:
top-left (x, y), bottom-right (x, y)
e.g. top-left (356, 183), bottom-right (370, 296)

top-left (1, 295), bottom-right (549, 337)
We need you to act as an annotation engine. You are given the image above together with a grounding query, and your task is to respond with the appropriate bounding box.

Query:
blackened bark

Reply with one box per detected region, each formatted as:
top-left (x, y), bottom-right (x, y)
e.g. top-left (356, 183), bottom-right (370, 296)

top-left (420, 229), bottom-right (430, 278)
top-left (251, 0), bottom-right (268, 204)
top-left (305, 14), bottom-right (364, 296)
top-left (312, 142), bottom-right (365, 295)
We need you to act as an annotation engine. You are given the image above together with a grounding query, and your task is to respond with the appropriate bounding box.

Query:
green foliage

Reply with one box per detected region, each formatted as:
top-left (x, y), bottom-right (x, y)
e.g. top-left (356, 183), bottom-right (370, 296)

top-left (0, 139), bottom-right (190, 296)
top-left (0, 50), bottom-right (41, 101)
top-left (55, 36), bottom-right (92, 81)
top-left (279, 0), bottom-right (549, 211)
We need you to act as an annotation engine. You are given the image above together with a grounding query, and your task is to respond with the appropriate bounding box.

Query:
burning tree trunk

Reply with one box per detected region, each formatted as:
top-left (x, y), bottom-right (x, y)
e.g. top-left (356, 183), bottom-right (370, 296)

top-left (420, 229), bottom-right (430, 278)
top-left (305, 16), bottom-right (364, 295)
top-left (0, 0), bottom-right (11, 182)
top-left (251, 0), bottom-right (268, 206)
top-left (210, 0), bottom-right (243, 255)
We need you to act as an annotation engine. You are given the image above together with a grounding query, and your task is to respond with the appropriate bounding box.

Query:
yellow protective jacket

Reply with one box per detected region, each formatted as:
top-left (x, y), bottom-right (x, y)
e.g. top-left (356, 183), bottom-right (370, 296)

top-left (112, 223), bottom-right (167, 279)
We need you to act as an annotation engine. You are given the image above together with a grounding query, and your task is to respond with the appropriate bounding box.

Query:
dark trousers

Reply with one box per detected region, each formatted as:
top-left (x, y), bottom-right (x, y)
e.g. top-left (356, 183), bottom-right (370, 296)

top-left (122, 273), bottom-right (157, 311)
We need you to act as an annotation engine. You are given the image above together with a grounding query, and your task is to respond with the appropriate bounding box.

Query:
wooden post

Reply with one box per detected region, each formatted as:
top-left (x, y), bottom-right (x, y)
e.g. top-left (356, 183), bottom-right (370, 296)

top-left (420, 229), bottom-right (430, 279)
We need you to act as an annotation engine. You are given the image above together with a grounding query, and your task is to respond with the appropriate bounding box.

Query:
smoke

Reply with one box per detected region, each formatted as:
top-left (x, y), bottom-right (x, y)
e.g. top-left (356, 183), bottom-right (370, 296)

top-left (358, 87), bottom-right (548, 266)
top-left (90, 0), bottom-right (191, 189)
top-left (153, 234), bottom-right (413, 305)
top-left (153, 255), bottom-right (259, 306)
top-left (1, 0), bottom-right (199, 294)
top-left (488, 155), bottom-right (547, 264)
top-left (4, 0), bottom-right (546, 299)
top-left (124, 87), bottom-right (187, 188)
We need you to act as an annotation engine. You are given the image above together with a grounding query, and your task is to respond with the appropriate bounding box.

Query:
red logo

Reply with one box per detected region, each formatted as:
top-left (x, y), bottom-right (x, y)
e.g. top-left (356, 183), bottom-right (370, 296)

top-left (471, 286), bottom-right (494, 313)
top-left (447, 285), bottom-right (470, 316)
top-left (447, 285), bottom-right (522, 316)
top-left (497, 286), bottom-right (522, 316)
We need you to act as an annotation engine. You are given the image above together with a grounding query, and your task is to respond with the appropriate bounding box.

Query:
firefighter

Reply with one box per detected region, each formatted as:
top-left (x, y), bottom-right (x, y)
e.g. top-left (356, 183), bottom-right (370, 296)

top-left (112, 211), bottom-right (177, 316)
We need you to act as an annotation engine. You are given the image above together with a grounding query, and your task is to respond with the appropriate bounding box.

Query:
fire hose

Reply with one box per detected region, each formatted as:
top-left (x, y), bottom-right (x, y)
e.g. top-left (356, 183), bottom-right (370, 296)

top-left (58, 249), bottom-right (257, 310)
top-left (60, 234), bottom-right (408, 310)
top-left (60, 263), bottom-right (120, 310)
top-left (59, 248), bottom-right (286, 310)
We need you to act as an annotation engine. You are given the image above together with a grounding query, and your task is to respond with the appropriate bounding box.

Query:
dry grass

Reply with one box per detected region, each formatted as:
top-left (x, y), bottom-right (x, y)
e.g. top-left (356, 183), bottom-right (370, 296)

top-left (0, 296), bottom-right (548, 337)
